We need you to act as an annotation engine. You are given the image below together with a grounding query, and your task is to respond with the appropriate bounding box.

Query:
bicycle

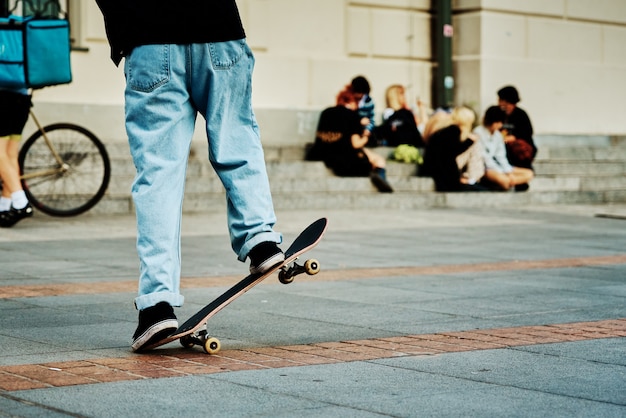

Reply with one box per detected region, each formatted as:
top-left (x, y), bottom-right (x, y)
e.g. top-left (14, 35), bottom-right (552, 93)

top-left (11, 109), bottom-right (111, 217)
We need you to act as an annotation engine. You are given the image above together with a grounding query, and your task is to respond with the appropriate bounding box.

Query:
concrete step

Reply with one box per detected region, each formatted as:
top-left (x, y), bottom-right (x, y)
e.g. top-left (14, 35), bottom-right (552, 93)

top-left (176, 157), bottom-right (626, 181)
top-left (88, 187), bottom-right (626, 217)
top-left (102, 174), bottom-right (625, 213)
top-left (536, 146), bottom-right (626, 161)
top-left (534, 161), bottom-right (626, 176)
top-left (95, 142), bottom-right (626, 216)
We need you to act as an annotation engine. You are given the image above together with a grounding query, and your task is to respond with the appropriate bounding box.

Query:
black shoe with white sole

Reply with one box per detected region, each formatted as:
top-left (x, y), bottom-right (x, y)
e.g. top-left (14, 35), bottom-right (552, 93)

top-left (0, 203), bottom-right (34, 228)
top-left (132, 302), bottom-right (178, 352)
top-left (248, 242), bottom-right (285, 274)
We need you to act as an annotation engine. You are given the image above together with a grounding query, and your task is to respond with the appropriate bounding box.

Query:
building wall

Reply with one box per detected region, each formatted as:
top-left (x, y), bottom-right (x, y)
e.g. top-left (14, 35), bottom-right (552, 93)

top-left (454, 0), bottom-right (626, 135)
top-left (25, 0), bottom-right (626, 145)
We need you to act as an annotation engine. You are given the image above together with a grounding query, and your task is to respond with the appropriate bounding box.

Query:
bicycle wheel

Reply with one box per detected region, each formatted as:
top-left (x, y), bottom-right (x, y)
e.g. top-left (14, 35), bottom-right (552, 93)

top-left (19, 123), bottom-right (111, 217)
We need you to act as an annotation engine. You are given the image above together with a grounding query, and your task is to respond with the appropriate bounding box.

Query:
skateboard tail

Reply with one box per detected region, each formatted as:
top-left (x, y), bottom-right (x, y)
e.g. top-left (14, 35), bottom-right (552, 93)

top-left (284, 217), bottom-right (327, 258)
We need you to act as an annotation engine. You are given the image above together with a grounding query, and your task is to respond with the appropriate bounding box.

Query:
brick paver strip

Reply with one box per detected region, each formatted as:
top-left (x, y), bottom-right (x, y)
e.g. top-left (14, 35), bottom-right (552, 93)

top-left (0, 318), bottom-right (623, 392)
top-left (2, 254), bottom-right (626, 299)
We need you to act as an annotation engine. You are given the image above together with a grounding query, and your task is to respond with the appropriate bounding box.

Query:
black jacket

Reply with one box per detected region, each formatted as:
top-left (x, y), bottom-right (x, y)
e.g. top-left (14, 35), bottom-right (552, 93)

top-left (306, 106), bottom-right (371, 177)
top-left (422, 125), bottom-right (473, 192)
top-left (375, 108), bottom-right (425, 148)
top-left (95, 0), bottom-right (246, 65)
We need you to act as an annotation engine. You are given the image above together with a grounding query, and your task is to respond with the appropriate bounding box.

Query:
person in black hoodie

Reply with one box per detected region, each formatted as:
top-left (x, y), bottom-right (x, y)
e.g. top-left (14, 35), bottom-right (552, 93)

top-left (497, 85), bottom-right (537, 171)
top-left (376, 84), bottom-right (425, 148)
top-left (306, 86), bottom-right (393, 192)
top-left (96, 0), bottom-right (284, 352)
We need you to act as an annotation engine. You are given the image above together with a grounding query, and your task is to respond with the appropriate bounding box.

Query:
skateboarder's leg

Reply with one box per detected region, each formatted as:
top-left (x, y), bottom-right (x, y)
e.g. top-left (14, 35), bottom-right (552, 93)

top-left (190, 41), bottom-right (283, 270)
top-left (125, 45), bottom-right (193, 314)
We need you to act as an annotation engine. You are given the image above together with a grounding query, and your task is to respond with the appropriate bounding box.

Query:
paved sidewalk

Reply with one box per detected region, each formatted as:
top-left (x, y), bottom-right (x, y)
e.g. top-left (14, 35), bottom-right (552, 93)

top-left (1, 205), bottom-right (625, 417)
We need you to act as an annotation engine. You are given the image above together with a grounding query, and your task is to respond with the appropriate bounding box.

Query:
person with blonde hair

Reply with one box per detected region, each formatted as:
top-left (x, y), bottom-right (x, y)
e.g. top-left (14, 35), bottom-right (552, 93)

top-left (421, 106), bottom-right (486, 192)
top-left (452, 107), bottom-right (485, 187)
top-left (376, 84), bottom-right (426, 147)
top-left (422, 109), bottom-right (452, 143)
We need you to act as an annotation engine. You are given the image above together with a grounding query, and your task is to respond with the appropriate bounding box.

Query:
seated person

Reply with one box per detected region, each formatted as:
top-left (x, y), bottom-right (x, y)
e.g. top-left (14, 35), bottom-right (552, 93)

top-left (306, 87), bottom-right (393, 193)
top-left (375, 84), bottom-right (425, 148)
top-left (421, 108), bottom-right (451, 144)
top-left (497, 85), bottom-right (537, 172)
top-left (474, 106), bottom-right (534, 191)
top-left (351, 76), bottom-right (376, 141)
top-left (421, 106), bottom-right (486, 192)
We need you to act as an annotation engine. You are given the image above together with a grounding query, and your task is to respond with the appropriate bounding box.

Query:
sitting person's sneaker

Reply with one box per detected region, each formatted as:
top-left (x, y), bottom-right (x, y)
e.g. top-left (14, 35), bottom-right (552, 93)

top-left (0, 203), bottom-right (34, 228)
top-left (131, 302), bottom-right (178, 352)
top-left (248, 241), bottom-right (285, 274)
top-left (370, 172), bottom-right (394, 193)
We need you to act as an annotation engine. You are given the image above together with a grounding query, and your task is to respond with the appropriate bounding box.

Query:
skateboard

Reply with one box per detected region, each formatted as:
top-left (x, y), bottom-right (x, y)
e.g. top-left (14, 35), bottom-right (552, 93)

top-left (143, 217), bottom-right (328, 353)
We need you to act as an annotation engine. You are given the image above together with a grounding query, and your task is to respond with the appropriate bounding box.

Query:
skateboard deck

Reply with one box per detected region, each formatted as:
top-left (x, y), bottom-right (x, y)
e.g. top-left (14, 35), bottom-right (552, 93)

top-left (143, 217), bottom-right (328, 353)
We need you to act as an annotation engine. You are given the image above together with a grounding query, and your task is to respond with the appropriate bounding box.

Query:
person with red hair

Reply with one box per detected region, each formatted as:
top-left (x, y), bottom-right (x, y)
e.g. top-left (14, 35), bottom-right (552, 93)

top-left (306, 86), bottom-right (392, 192)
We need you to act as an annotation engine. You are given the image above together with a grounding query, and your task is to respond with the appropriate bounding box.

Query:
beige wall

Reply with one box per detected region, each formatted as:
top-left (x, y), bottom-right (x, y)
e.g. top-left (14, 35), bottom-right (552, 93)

top-left (454, 0), bottom-right (626, 135)
top-left (27, 0), bottom-right (626, 145)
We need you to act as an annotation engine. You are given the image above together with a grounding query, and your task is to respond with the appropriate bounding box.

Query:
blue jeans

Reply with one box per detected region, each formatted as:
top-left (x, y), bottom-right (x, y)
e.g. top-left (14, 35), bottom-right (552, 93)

top-left (124, 41), bottom-right (282, 310)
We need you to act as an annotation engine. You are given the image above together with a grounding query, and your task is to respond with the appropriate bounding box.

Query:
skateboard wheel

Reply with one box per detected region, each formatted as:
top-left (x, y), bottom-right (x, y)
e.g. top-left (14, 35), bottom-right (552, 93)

top-left (304, 259), bottom-right (320, 275)
top-left (278, 269), bottom-right (294, 284)
top-left (203, 337), bottom-right (221, 355)
top-left (180, 335), bottom-right (194, 349)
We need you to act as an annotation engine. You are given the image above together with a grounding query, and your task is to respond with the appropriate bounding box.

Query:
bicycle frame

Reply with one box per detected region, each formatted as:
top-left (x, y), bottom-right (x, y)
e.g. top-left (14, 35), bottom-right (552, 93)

top-left (19, 110), bottom-right (69, 181)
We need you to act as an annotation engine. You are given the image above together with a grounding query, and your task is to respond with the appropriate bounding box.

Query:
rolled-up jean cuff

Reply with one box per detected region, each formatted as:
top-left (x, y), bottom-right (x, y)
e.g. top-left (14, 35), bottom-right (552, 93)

top-left (134, 291), bottom-right (185, 311)
top-left (238, 231), bottom-right (283, 262)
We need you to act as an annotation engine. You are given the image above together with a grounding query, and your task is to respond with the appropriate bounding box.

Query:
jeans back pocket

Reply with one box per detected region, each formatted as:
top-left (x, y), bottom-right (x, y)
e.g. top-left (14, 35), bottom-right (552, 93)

top-left (125, 45), bottom-right (170, 92)
top-left (209, 39), bottom-right (247, 70)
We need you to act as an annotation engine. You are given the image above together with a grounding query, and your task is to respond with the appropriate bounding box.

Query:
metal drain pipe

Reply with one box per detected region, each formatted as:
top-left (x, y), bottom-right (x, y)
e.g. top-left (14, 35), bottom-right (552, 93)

top-left (433, 0), bottom-right (454, 109)
top-left (1, 0), bottom-right (9, 17)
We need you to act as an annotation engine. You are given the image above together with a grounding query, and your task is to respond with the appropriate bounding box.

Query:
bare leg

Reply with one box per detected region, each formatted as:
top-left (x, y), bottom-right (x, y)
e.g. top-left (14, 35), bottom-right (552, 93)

top-left (484, 167), bottom-right (534, 190)
top-left (0, 136), bottom-right (22, 197)
top-left (362, 148), bottom-right (386, 169)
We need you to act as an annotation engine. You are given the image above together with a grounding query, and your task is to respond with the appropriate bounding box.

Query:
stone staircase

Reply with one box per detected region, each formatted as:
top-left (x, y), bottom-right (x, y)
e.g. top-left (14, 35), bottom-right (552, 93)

top-left (94, 135), bottom-right (626, 216)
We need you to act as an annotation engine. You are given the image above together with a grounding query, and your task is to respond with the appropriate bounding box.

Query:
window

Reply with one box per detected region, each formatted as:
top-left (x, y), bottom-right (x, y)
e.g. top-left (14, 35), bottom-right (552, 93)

top-left (22, 0), bottom-right (61, 17)
top-left (4, 0), bottom-right (86, 50)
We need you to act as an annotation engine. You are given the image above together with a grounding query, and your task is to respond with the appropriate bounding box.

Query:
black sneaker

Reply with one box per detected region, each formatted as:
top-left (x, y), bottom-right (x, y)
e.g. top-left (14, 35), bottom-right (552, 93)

top-left (248, 241), bottom-right (285, 274)
top-left (0, 203), bottom-right (34, 228)
top-left (515, 183), bottom-right (530, 192)
top-left (131, 302), bottom-right (178, 352)
top-left (370, 172), bottom-right (394, 193)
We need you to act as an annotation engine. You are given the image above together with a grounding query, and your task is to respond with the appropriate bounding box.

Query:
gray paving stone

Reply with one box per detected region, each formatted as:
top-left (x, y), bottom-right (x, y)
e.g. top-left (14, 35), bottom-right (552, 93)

top-left (1, 207), bottom-right (625, 417)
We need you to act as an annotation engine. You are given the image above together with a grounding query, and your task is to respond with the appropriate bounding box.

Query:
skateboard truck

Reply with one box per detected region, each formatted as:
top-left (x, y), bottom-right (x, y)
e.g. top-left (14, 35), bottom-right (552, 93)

top-left (278, 258), bottom-right (320, 284)
top-left (180, 329), bottom-right (221, 354)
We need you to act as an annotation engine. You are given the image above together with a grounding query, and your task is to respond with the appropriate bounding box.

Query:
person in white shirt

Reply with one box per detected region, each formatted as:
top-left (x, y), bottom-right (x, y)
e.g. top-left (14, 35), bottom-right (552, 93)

top-left (474, 106), bottom-right (534, 191)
